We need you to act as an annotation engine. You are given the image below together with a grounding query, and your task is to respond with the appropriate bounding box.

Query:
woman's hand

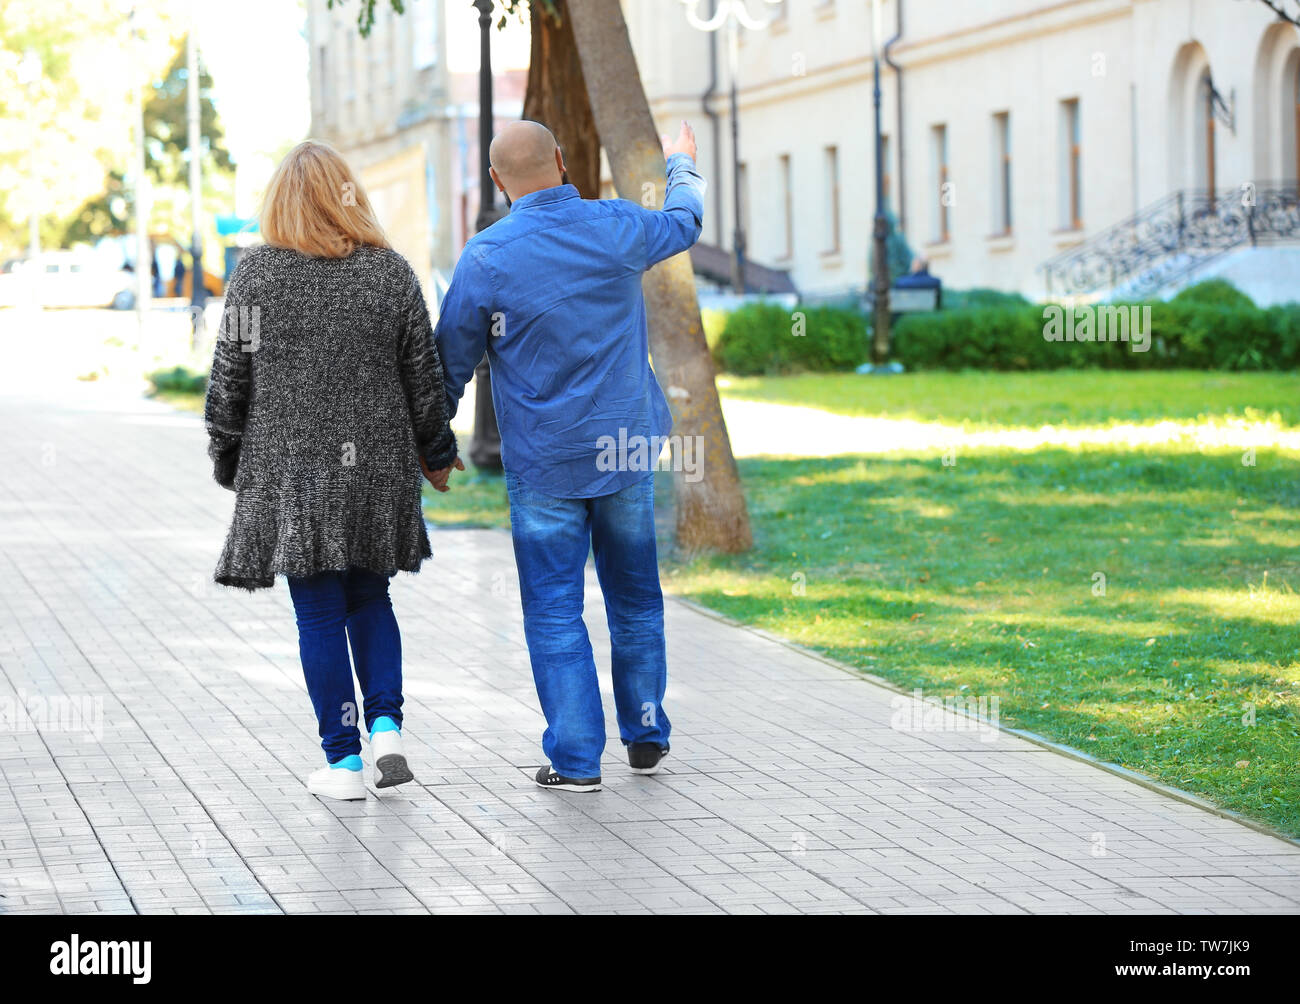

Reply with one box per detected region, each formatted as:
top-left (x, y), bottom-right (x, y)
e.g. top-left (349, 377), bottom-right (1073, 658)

top-left (421, 456), bottom-right (465, 492)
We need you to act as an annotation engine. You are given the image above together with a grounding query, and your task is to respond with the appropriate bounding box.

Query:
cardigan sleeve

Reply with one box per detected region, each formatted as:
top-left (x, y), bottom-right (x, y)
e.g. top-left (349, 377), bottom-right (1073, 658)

top-left (203, 259), bottom-right (256, 490)
top-left (397, 268), bottom-right (459, 471)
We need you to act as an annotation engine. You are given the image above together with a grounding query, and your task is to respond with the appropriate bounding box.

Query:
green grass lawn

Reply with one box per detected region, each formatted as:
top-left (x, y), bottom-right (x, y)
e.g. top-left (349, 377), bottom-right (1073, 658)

top-left (717, 370), bottom-right (1300, 430)
top-left (665, 444), bottom-right (1299, 837)
top-left (422, 370), bottom-right (1300, 837)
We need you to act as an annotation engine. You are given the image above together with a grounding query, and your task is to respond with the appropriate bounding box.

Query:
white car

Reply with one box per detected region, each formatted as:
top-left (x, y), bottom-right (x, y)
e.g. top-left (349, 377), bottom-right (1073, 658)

top-left (0, 251), bottom-right (135, 309)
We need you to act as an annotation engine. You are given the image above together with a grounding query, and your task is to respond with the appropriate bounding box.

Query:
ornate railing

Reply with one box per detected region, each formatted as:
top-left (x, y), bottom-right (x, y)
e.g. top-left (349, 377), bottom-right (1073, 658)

top-left (1040, 182), bottom-right (1300, 299)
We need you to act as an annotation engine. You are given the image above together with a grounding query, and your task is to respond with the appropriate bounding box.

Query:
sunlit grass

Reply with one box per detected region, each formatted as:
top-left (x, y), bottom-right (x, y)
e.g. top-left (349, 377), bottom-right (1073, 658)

top-left (664, 440), bottom-right (1300, 835)
top-left (718, 370), bottom-right (1300, 430)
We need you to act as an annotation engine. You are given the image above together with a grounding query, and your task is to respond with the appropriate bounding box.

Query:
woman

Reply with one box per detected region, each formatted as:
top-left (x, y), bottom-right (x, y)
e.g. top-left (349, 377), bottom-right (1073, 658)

top-left (203, 141), bottom-right (461, 801)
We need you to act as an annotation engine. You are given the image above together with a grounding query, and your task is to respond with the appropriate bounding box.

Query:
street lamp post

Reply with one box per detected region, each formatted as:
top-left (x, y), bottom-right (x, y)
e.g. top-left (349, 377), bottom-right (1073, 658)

top-left (869, 0), bottom-right (892, 366)
top-left (680, 0), bottom-right (782, 295)
top-left (187, 10), bottom-right (206, 339)
top-left (469, 0), bottom-right (503, 470)
top-left (129, 7), bottom-right (151, 320)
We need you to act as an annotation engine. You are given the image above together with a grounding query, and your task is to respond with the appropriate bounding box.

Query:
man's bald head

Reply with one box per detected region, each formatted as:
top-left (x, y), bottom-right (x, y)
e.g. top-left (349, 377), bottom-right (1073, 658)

top-left (489, 120), bottom-right (567, 205)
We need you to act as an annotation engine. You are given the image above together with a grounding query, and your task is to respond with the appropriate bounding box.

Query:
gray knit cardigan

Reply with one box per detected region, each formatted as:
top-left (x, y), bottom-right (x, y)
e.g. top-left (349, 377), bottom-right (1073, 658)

top-left (203, 244), bottom-right (458, 590)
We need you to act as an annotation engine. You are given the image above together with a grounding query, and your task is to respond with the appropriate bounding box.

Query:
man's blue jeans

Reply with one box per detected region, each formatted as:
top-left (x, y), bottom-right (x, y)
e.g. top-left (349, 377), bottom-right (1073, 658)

top-left (506, 470), bottom-right (671, 779)
top-left (285, 568), bottom-right (403, 763)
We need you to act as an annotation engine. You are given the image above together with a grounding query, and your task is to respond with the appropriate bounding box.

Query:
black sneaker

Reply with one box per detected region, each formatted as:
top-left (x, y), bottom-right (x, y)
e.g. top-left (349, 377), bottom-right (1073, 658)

top-left (534, 765), bottom-right (601, 792)
top-left (627, 742), bottom-right (670, 775)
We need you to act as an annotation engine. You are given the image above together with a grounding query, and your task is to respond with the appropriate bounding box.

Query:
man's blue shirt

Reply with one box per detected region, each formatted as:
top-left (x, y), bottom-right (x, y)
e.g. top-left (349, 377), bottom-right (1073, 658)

top-left (432, 153), bottom-right (705, 498)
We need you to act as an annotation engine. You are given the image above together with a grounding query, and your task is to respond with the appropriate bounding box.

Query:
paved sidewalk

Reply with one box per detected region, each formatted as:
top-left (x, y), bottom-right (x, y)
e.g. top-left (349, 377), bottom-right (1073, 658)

top-left (1, 382), bottom-right (1297, 915)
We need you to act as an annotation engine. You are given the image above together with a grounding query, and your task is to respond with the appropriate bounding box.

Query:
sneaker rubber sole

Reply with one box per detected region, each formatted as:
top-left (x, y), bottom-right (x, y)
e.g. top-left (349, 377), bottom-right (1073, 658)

top-left (375, 753), bottom-right (415, 788)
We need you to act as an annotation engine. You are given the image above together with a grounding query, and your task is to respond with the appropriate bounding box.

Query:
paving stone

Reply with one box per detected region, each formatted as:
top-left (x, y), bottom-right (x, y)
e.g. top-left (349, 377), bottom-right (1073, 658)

top-left (0, 385), bottom-right (1297, 915)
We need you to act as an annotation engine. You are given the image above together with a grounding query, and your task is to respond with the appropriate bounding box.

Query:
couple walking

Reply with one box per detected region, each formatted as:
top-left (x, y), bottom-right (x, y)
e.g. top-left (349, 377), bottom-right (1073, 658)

top-left (203, 119), bottom-right (705, 800)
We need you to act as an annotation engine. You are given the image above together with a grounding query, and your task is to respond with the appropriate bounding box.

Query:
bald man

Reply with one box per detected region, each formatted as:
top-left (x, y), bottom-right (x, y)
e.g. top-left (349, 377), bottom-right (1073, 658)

top-left (431, 119), bottom-right (705, 792)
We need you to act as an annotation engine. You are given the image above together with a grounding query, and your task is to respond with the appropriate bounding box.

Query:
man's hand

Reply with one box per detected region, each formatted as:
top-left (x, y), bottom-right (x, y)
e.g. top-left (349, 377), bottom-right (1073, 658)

top-left (661, 120), bottom-right (697, 163)
top-left (421, 456), bottom-right (465, 493)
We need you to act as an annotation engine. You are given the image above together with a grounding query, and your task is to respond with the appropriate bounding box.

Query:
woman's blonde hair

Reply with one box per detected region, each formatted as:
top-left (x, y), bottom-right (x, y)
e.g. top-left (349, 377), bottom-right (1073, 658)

top-left (260, 141), bottom-right (391, 258)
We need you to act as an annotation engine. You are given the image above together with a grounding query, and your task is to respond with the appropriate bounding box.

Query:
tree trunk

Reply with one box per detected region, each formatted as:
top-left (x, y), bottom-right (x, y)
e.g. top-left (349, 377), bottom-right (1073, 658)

top-left (521, 1), bottom-right (600, 198)
top-left (567, 0), bottom-right (752, 554)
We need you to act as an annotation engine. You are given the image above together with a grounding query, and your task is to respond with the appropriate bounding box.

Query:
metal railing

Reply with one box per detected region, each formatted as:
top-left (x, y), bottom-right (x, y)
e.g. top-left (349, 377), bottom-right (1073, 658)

top-left (1040, 182), bottom-right (1300, 299)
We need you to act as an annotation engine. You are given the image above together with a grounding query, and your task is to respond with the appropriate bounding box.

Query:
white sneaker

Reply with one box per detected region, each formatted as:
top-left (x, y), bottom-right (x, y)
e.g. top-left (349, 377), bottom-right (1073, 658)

top-left (307, 764), bottom-right (367, 801)
top-left (370, 728), bottom-right (415, 788)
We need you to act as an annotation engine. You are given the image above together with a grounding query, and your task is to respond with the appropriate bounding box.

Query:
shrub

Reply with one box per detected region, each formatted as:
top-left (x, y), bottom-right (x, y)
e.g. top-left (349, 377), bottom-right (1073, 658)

top-left (147, 364), bottom-right (208, 395)
top-left (1171, 278), bottom-right (1256, 311)
top-left (892, 300), bottom-right (1300, 372)
top-left (943, 287), bottom-right (1032, 310)
top-left (701, 308), bottom-right (728, 354)
top-left (713, 302), bottom-right (868, 375)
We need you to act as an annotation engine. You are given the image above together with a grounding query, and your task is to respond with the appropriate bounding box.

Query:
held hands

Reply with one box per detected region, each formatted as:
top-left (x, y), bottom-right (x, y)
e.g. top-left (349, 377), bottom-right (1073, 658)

top-left (661, 120), bottom-right (697, 163)
top-left (421, 456), bottom-right (466, 493)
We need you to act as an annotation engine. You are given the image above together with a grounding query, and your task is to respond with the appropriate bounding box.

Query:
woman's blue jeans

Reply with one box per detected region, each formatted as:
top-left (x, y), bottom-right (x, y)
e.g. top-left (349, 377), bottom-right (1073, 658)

top-left (285, 568), bottom-right (403, 763)
top-left (506, 470), bottom-right (672, 780)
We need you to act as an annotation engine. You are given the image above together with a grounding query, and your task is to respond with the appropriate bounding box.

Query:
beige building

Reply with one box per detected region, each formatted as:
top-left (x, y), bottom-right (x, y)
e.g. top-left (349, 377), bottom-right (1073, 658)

top-left (624, 0), bottom-right (1300, 300)
top-left (305, 0), bottom-right (529, 287)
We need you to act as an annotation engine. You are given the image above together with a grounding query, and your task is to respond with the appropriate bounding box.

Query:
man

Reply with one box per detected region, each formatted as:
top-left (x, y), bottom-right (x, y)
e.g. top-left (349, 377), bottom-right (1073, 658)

top-left (430, 119), bottom-right (704, 792)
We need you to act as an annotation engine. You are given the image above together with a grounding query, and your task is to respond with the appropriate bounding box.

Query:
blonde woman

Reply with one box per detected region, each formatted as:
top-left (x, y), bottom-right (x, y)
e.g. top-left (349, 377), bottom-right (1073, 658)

top-left (204, 141), bottom-right (462, 800)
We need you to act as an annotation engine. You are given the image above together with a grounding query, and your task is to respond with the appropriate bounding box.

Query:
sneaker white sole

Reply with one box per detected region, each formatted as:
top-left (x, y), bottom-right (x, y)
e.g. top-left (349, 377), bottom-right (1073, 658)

top-left (307, 769), bottom-right (367, 801)
top-left (535, 777), bottom-right (602, 793)
top-left (630, 750), bottom-right (669, 775)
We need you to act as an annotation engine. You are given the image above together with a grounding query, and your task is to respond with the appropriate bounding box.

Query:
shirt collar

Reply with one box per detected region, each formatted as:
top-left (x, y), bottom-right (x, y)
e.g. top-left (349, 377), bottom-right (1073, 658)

top-left (509, 184), bottom-right (580, 213)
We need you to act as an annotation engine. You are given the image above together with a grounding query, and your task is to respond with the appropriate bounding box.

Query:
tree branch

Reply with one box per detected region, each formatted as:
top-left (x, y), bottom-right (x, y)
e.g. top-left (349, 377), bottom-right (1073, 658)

top-left (1254, 0), bottom-right (1300, 27)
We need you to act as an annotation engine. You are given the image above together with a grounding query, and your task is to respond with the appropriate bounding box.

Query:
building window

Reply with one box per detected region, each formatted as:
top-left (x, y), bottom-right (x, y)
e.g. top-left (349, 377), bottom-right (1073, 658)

top-left (1061, 98), bottom-right (1082, 229)
top-left (1200, 71), bottom-right (1218, 194)
top-left (824, 146), bottom-right (841, 253)
top-left (932, 124), bottom-right (949, 243)
top-left (411, 0), bottom-right (437, 70)
top-left (779, 154), bottom-right (793, 259)
top-left (737, 161), bottom-right (750, 247)
top-left (993, 111), bottom-right (1012, 235)
top-left (345, 31), bottom-right (356, 126)
top-left (1293, 58), bottom-right (1300, 184)
top-left (317, 43), bottom-right (330, 122)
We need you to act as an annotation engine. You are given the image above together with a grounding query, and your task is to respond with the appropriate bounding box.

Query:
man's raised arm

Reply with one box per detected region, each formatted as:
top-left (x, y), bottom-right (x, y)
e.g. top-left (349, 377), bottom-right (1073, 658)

top-left (640, 120), bottom-right (706, 269)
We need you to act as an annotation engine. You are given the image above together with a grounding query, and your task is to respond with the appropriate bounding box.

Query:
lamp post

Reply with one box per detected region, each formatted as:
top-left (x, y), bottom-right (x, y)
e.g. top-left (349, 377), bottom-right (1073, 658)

top-left (128, 6), bottom-right (151, 319)
top-left (868, 0), bottom-right (893, 368)
top-left (680, 0), bottom-right (781, 295)
top-left (187, 8), bottom-right (206, 338)
top-left (468, 0), bottom-right (503, 470)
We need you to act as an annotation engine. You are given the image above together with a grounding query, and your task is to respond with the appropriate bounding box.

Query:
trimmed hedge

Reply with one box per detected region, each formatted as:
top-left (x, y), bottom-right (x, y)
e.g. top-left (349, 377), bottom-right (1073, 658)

top-left (1171, 278), bottom-right (1256, 311)
top-left (893, 300), bottom-right (1300, 371)
top-left (707, 281), bottom-right (1297, 374)
top-left (713, 302), bottom-right (867, 375)
top-left (942, 287), bottom-right (1032, 310)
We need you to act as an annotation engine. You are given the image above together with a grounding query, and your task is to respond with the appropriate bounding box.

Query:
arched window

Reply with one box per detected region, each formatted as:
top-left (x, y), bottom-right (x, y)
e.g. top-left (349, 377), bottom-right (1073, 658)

top-left (1293, 55), bottom-right (1300, 186)
top-left (1200, 70), bottom-right (1217, 194)
top-left (1168, 42), bottom-right (1212, 193)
